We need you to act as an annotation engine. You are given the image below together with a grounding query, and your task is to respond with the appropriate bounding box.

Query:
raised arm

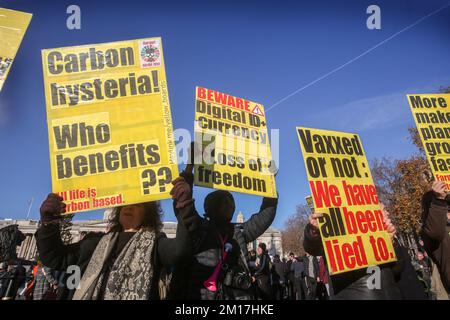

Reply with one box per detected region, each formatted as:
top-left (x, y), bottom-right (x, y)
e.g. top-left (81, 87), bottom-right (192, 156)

top-left (35, 193), bottom-right (81, 271)
top-left (157, 176), bottom-right (201, 267)
top-left (421, 182), bottom-right (449, 242)
top-left (242, 196), bottom-right (278, 243)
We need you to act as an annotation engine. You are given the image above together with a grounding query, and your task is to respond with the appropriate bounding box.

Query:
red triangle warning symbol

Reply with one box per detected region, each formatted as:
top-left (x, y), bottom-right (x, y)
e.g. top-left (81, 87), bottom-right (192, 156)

top-left (252, 105), bottom-right (264, 116)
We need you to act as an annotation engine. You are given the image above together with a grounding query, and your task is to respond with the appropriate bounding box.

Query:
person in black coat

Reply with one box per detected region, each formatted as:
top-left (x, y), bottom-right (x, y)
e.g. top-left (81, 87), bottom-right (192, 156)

top-left (35, 177), bottom-right (197, 300)
top-left (421, 181), bottom-right (450, 295)
top-left (303, 253), bottom-right (320, 300)
top-left (253, 242), bottom-right (272, 300)
top-left (390, 238), bottom-right (428, 300)
top-left (169, 163), bottom-right (278, 300)
top-left (271, 255), bottom-right (286, 300)
top-left (285, 252), bottom-right (296, 300)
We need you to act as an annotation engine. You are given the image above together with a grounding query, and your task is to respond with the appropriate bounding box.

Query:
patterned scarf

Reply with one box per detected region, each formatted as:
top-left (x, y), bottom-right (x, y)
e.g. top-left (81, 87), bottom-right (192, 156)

top-left (72, 229), bottom-right (156, 300)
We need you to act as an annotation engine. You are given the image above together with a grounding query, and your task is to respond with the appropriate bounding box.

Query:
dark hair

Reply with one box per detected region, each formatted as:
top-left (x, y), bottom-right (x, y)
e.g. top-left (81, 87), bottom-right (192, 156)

top-left (258, 242), bottom-right (267, 252)
top-left (289, 252), bottom-right (294, 257)
top-left (108, 201), bottom-right (163, 233)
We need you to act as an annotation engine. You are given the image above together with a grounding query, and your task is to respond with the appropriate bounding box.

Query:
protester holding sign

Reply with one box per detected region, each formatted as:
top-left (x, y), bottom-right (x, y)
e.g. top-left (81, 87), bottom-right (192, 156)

top-left (35, 177), bottom-right (196, 300)
top-left (296, 127), bottom-right (401, 299)
top-left (170, 151), bottom-right (278, 300)
top-left (421, 181), bottom-right (450, 296)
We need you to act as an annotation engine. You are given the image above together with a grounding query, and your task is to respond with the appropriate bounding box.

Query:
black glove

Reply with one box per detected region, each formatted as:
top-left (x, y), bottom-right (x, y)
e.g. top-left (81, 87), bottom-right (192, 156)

top-left (40, 193), bottom-right (66, 223)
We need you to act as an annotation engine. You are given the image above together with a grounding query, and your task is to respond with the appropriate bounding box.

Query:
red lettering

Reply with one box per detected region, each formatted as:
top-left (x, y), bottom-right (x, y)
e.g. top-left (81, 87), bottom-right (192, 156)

top-left (342, 243), bottom-right (356, 269)
top-left (369, 236), bottom-right (381, 261)
top-left (325, 240), bottom-right (338, 273)
top-left (214, 91), bottom-right (228, 105)
top-left (309, 180), bottom-right (342, 208)
top-left (343, 207), bottom-right (358, 234)
top-left (236, 98), bottom-right (244, 110)
top-left (342, 181), bottom-right (379, 206)
top-left (197, 87), bottom-right (206, 99)
top-left (207, 89), bottom-right (213, 101)
top-left (244, 100), bottom-right (250, 111)
top-left (355, 211), bottom-right (368, 233)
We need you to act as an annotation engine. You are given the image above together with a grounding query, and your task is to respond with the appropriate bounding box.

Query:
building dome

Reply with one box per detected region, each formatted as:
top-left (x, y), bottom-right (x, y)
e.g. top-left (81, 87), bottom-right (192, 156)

top-left (236, 211), bottom-right (244, 223)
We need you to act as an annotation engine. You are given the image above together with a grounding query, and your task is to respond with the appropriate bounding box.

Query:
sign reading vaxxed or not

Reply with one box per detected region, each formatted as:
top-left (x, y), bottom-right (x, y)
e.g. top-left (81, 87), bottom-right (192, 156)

top-left (296, 127), bottom-right (396, 275)
top-left (42, 38), bottom-right (178, 214)
top-left (194, 87), bottom-right (277, 198)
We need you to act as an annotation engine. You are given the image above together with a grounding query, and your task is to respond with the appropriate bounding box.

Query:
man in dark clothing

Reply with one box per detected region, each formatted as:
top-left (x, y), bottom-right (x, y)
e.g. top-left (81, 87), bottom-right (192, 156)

top-left (271, 255), bottom-right (286, 300)
top-left (291, 256), bottom-right (306, 300)
top-left (253, 242), bottom-right (272, 300)
top-left (421, 181), bottom-right (450, 296)
top-left (176, 188), bottom-right (278, 300)
top-left (390, 238), bottom-right (428, 300)
top-left (303, 253), bottom-right (319, 300)
top-left (285, 252), bottom-right (296, 300)
top-left (171, 162), bottom-right (278, 300)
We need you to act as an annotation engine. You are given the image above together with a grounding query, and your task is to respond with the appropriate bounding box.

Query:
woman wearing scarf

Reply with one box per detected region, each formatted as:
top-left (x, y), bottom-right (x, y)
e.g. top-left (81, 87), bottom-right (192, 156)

top-left (35, 177), bottom-right (195, 300)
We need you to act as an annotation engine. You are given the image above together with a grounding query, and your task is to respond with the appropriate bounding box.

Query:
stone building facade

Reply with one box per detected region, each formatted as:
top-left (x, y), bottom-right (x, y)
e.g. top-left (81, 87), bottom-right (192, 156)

top-left (0, 211), bottom-right (282, 261)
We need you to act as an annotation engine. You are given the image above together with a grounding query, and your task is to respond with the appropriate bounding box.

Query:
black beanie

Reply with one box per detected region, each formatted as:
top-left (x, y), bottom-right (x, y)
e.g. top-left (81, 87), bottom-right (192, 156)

top-left (204, 190), bottom-right (234, 218)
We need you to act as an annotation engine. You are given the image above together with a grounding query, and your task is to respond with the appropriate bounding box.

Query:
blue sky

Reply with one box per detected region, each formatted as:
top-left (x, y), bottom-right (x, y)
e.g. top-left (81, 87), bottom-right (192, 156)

top-left (0, 0), bottom-right (449, 229)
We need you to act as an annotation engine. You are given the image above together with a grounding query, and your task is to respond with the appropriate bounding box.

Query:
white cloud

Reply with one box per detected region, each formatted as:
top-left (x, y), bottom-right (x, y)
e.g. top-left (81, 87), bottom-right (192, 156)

top-left (305, 82), bottom-right (449, 132)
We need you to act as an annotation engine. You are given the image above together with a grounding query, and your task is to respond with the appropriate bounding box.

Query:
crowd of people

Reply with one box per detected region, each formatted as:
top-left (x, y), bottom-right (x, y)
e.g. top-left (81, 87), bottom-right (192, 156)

top-left (0, 158), bottom-right (449, 300)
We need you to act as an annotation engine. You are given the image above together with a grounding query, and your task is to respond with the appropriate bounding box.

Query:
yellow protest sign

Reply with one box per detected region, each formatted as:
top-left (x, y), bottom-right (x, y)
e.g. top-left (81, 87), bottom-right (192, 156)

top-left (407, 94), bottom-right (450, 190)
top-left (42, 37), bottom-right (178, 214)
top-left (194, 87), bottom-right (277, 198)
top-left (0, 7), bottom-right (32, 91)
top-left (296, 127), bottom-right (396, 275)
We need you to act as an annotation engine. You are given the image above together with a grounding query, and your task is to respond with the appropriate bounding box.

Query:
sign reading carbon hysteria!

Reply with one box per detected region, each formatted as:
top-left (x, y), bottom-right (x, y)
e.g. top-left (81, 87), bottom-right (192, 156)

top-left (297, 127), bottom-right (396, 275)
top-left (0, 7), bottom-right (32, 91)
top-left (407, 94), bottom-right (450, 190)
top-left (42, 38), bottom-right (178, 214)
top-left (194, 87), bottom-right (277, 198)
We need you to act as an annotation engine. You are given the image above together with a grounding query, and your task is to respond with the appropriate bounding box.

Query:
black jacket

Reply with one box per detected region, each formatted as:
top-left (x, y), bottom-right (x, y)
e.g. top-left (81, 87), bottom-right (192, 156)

top-left (171, 170), bottom-right (278, 300)
top-left (175, 197), bottom-right (277, 300)
top-left (35, 203), bottom-right (195, 300)
top-left (421, 192), bottom-right (450, 294)
top-left (390, 238), bottom-right (428, 300)
top-left (303, 255), bottom-right (319, 279)
top-left (254, 252), bottom-right (271, 278)
top-left (272, 259), bottom-right (286, 283)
